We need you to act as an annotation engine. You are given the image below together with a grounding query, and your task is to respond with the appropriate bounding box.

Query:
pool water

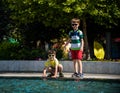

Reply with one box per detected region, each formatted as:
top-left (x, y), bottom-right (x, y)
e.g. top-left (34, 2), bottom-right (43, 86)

top-left (0, 77), bottom-right (120, 93)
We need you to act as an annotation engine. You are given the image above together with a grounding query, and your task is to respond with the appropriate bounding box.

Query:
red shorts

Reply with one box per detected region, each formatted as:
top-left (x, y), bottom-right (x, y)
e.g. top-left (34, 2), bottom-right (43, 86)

top-left (71, 50), bottom-right (83, 60)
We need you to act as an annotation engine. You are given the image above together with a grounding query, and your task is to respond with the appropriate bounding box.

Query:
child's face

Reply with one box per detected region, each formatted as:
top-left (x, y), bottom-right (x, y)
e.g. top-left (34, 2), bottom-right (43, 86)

top-left (71, 22), bottom-right (79, 30)
top-left (48, 54), bottom-right (55, 60)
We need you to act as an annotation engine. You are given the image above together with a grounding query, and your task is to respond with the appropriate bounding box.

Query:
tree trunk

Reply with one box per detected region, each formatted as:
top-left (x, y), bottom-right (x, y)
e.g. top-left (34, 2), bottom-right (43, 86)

top-left (105, 32), bottom-right (111, 59)
top-left (82, 18), bottom-right (91, 60)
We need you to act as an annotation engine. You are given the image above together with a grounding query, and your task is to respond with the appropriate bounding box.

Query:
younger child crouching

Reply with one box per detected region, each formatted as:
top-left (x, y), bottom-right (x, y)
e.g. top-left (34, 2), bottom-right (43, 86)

top-left (43, 50), bottom-right (64, 78)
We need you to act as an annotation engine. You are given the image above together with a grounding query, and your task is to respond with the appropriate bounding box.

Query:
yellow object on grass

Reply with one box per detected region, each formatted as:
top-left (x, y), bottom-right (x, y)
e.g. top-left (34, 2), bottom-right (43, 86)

top-left (94, 41), bottom-right (105, 60)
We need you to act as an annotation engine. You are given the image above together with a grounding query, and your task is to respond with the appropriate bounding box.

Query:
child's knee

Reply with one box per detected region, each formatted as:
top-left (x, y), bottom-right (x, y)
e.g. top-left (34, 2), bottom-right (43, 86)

top-left (58, 64), bottom-right (63, 71)
top-left (59, 64), bottom-right (63, 68)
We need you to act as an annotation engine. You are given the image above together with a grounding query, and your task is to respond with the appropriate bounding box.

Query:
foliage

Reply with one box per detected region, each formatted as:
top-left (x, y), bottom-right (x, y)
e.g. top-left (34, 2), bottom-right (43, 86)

top-left (89, 0), bottom-right (120, 28)
top-left (0, 0), bottom-right (11, 41)
top-left (0, 41), bottom-right (20, 60)
top-left (0, 41), bottom-right (48, 60)
top-left (56, 48), bottom-right (64, 60)
top-left (5, 0), bottom-right (120, 29)
top-left (5, 1), bottom-right (120, 41)
top-left (0, 0), bottom-right (120, 60)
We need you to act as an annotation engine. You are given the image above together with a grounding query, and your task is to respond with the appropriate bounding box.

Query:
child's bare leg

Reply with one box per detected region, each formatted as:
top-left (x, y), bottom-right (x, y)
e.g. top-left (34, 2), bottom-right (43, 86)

top-left (71, 60), bottom-right (79, 77)
top-left (77, 59), bottom-right (82, 73)
top-left (47, 67), bottom-right (52, 72)
top-left (47, 67), bottom-right (54, 77)
top-left (58, 64), bottom-right (64, 77)
top-left (48, 67), bottom-right (56, 74)
top-left (73, 59), bottom-right (78, 73)
top-left (58, 64), bottom-right (63, 72)
top-left (77, 59), bottom-right (84, 79)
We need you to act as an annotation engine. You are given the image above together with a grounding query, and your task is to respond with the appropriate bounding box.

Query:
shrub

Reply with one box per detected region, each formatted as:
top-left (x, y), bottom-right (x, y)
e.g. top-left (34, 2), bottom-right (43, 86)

top-left (0, 41), bottom-right (20, 60)
top-left (0, 41), bottom-right (64, 60)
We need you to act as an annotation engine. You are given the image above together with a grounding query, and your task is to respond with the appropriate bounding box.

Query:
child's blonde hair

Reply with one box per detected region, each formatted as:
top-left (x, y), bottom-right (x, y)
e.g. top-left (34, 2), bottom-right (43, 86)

top-left (71, 18), bottom-right (80, 24)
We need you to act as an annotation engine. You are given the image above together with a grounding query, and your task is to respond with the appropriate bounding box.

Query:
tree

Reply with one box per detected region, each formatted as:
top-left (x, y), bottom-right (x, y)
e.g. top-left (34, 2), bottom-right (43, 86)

top-left (0, 0), bottom-right (11, 42)
top-left (4, 0), bottom-right (120, 59)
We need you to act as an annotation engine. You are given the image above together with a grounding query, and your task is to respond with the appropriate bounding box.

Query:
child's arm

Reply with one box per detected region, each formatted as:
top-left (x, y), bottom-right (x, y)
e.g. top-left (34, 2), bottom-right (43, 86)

top-left (64, 38), bottom-right (71, 48)
top-left (43, 67), bottom-right (47, 77)
top-left (80, 38), bottom-right (84, 51)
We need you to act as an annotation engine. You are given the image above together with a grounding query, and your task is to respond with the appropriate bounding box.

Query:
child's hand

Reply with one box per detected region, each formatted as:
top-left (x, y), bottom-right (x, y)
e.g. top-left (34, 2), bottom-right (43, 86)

top-left (42, 74), bottom-right (47, 78)
top-left (42, 75), bottom-right (47, 81)
top-left (80, 48), bottom-right (84, 52)
top-left (52, 75), bottom-right (57, 78)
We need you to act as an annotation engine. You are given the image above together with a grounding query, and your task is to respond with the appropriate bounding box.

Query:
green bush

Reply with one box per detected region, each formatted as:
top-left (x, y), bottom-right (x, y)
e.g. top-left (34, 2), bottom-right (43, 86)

top-left (56, 48), bottom-right (63, 60)
top-left (30, 48), bottom-right (47, 60)
top-left (16, 47), bottom-right (31, 60)
top-left (0, 41), bottom-right (65, 60)
top-left (0, 41), bottom-right (20, 60)
top-left (0, 41), bottom-right (48, 60)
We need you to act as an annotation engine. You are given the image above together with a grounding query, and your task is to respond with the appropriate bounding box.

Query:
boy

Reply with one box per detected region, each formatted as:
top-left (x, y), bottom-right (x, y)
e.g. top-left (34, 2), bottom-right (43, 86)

top-left (65, 18), bottom-right (84, 78)
top-left (43, 50), bottom-right (64, 78)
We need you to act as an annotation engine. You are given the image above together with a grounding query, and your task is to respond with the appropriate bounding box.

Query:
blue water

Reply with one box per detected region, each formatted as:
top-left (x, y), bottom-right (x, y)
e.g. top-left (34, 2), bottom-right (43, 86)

top-left (0, 77), bottom-right (120, 93)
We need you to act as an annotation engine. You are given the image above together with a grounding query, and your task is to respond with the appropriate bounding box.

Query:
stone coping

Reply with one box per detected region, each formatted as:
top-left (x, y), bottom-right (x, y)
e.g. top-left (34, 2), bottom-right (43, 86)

top-left (0, 61), bottom-right (120, 74)
top-left (0, 73), bottom-right (120, 80)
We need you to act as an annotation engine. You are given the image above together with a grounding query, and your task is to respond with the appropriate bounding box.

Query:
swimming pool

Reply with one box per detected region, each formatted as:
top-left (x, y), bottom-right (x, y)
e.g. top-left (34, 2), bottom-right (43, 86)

top-left (0, 77), bottom-right (120, 93)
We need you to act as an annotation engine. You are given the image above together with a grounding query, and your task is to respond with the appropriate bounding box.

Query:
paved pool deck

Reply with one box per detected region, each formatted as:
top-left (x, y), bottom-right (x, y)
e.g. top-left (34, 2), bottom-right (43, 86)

top-left (0, 73), bottom-right (120, 80)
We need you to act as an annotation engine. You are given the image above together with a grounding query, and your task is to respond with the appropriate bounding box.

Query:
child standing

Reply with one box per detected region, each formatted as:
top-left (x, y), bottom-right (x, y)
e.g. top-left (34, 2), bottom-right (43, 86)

top-left (65, 18), bottom-right (84, 78)
top-left (43, 50), bottom-right (64, 78)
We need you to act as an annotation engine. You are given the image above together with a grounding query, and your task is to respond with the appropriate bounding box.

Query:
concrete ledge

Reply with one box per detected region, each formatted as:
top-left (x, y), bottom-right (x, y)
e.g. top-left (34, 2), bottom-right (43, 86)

top-left (0, 73), bottom-right (120, 80)
top-left (0, 61), bottom-right (120, 74)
